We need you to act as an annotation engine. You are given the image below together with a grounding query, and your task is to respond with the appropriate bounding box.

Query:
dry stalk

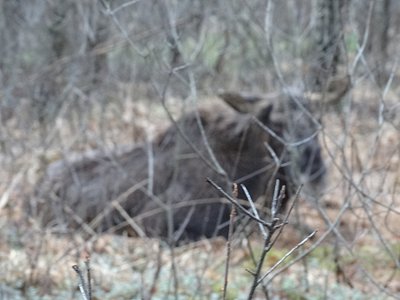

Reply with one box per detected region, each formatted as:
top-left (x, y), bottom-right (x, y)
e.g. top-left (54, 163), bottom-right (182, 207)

top-left (72, 255), bottom-right (92, 300)
top-left (222, 183), bottom-right (238, 300)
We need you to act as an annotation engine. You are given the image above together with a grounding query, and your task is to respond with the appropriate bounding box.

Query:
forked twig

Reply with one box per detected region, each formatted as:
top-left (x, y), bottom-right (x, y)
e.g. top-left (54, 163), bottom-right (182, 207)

top-left (206, 178), bottom-right (272, 229)
top-left (246, 180), bottom-right (285, 300)
top-left (257, 230), bottom-right (317, 285)
top-left (72, 255), bottom-right (92, 300)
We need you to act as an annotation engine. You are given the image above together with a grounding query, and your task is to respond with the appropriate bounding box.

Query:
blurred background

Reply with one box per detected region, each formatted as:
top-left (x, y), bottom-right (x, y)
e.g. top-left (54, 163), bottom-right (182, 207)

top-left (0, 0), bottom-right (399, 299)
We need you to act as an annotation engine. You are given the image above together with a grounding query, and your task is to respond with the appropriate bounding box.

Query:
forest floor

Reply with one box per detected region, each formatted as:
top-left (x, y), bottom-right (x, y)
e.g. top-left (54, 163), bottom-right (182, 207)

top-left (0, 84), bottom-right (399, 299)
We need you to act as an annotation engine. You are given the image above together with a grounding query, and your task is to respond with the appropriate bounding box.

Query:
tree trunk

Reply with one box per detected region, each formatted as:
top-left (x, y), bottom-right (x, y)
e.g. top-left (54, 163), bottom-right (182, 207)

top-left (312, 0), bottom-right (346, 91)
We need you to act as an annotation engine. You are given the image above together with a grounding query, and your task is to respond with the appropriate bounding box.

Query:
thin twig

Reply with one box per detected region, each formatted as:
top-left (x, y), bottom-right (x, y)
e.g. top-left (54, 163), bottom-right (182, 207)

top-left (258, 230), bottom-right (317, 285)
top-left (222, 183), bottom-right (237, 300)
top-left (241, 184), bottom-right (267, 238)
top-left (84, 255), bottom-right (92, 300)
top-left (72, 265), bottom-right (90, 300)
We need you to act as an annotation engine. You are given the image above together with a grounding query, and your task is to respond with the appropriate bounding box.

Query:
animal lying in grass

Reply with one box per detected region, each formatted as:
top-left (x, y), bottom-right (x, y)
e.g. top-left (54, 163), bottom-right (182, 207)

top-left (32, 91), bottom-right (326, 242)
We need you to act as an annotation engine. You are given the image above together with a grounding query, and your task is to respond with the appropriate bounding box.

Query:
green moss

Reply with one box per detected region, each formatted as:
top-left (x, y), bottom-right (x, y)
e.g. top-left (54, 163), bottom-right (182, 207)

top-left (345, 32), bottom-right (359, 54)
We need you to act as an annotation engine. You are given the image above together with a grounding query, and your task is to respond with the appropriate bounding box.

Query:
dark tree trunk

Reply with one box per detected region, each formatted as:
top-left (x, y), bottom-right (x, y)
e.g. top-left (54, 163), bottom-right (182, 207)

top-left (368, 0), bottom-right (391, 86)
top-left (312, 0), bottom-right (346, 91)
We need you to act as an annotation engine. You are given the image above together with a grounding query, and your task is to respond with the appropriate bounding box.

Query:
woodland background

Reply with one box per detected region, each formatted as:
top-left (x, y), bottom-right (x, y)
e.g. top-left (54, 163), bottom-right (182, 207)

top-left (0, 0), bottom-right (399, 299)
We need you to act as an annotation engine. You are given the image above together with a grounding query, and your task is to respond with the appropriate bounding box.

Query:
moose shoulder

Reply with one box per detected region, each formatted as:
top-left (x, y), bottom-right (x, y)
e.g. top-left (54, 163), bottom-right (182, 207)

top-left (33, 92), bottom-right (326, 242)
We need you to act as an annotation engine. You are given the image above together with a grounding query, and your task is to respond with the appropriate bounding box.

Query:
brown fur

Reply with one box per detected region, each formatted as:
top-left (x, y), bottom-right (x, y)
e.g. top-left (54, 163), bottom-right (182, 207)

top-left (33, 92), bottom-right (326, 242)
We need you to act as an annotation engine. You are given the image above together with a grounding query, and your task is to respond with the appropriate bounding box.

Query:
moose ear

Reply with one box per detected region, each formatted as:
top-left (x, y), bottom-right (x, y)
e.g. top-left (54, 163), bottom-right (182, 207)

top-left (256, 104), bottom-right (273, 124)
top-left (218, 91), bottom-right (262, 113)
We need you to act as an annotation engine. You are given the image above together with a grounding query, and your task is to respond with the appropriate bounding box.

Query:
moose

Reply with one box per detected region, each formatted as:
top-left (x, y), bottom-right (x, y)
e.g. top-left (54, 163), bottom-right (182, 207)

top-left (32, 91), bottom-right (326, 242)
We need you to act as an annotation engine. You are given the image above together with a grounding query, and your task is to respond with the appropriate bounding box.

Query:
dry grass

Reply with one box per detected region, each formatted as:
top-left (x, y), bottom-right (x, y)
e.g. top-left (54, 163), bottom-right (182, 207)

top-left (0, 83), bottom-right (399, 299)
